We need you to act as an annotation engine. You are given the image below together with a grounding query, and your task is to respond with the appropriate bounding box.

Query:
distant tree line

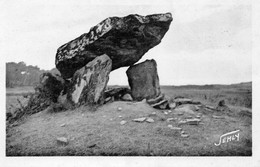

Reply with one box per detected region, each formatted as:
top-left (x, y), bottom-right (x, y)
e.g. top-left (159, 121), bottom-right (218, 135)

top-left (6, 62), bottom-right (59, 87)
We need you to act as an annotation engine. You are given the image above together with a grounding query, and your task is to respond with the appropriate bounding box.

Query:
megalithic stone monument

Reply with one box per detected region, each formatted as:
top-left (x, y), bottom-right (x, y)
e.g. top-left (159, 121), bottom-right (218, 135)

top-left (55, 13), bottom-right (173, 79)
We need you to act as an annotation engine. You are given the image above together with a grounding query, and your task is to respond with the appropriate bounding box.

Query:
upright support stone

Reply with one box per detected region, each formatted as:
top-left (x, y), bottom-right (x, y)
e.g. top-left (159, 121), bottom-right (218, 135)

top-left (126, 59), bottom-right (161, 101)
top-left (67, 54), bottom-right (112, 105)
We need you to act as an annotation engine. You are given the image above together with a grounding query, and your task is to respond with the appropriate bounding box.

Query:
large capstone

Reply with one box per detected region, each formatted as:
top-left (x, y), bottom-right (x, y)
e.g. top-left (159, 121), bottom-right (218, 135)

top-left (66, 54), bottom-right (112, 105)
top-left (56, 13), bottom-right (172, 79)
top-left (126, 59), bottom-right (161, 101)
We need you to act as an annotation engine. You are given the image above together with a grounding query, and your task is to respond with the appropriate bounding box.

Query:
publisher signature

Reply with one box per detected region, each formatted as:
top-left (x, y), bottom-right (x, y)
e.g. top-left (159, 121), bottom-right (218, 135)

top-left (214, 130), bottom-right (240, 146)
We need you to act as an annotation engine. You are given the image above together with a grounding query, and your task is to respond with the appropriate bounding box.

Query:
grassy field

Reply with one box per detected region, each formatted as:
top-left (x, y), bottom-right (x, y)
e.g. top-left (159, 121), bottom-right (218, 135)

top-left (6, 84), bottom-right (252, 156)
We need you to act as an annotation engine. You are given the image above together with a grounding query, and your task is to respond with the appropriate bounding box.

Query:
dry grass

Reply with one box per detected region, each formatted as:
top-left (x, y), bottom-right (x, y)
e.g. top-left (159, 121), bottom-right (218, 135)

top-left (6, 86), bottom-right (252, 156)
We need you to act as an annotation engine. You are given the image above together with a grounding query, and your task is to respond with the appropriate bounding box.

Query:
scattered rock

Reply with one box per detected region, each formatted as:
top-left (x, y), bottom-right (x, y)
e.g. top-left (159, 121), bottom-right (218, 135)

top-left (168, 110), bottom-right (172, 113)
top-left (67, 54), bottom-right (112, 105)
top-left (205, 105), bottom-right (215, 110)
top-left (126, 59), bottom-right (161, 101)
top-left (169, 102), bottom-right (176, 109)
top-left (105, 97), bottom-right (112, 103)
top-left (56, 137), bottom-right (69, 145)
top-left (117, 107), bottom-right (122, 111)
top-left (104, 87), bottom-right (131, 101)
top-left (146, 118), bottom-right (155, 123)
top-left (169, 127), bottom-right (182, 131)
top-left (218, 100), bottom-right (225, 107)
top-left (194, 105), bottom-right (200, 111)
top-left (186, 118), bottom-right (201, 125)
top-left (151, 98), bottom-right (169, 110)
top-left (164, 111), bottom-right (168, 115)
top-left (132, 117), bottom-right (146, 122)
top-left (212, 115), bottom-right (225, 119)
top-left (166, 118), bottom-right (175, 122)
top-left (181, 134), bottom-right (189, 138)
top-left (167, 124), bottom-right (173, 128)
top-left (174, 105), bottom-right (195, 115)
top-left (181, 130), bottom-right (185, 134)
top-left (122, 93), bottom-right (133, 101)
top-left (56, 13), bottom-right (173, 79)
top-left (173, 97), bottom-right (201, 106)
top-left (146, 94), bottom-right (165, 105)
top-left (238, 109), bottom-right (252, 117)
top-left (118, 115), bottom-right (122, 118)
top-left (151, 112), bottom-right (156, 115)
top-left (60, 123), bottom-right (66, 127)
top-left (87, 143), bottom-right (97, 148)
top-left (184, 116), bottom-right (193, 119)
top-left (178, 120), bottom-right (187, 125)
top-left (120, 120), bottom-right (127, 125)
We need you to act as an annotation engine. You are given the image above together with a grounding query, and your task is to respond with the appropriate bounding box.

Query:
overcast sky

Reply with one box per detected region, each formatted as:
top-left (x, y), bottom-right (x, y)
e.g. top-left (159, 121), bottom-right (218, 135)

top-left (1, 0), bottom-right (252, 85)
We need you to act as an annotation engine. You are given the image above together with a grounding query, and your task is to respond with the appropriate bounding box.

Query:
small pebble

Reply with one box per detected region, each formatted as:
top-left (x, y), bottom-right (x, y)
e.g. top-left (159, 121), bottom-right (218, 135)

top-left (167, 124), bottom-right (173, 128)
top-left (120, 120), bottom-right (127, 125)
top-left (151, 112), bottom-right (156, 115)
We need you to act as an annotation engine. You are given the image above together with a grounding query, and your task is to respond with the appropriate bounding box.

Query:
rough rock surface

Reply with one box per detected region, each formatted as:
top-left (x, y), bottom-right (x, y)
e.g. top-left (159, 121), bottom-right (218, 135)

top-left (36, 72), bottom-right (65, 102)
top-left (56, 13), bottom-right (172, 79)
top-left (126, 59), bottom-right (161, 101)
top-left (104, 87), bottom-right (131, 101)
top-left (67, 54), bottom-right (112, 105)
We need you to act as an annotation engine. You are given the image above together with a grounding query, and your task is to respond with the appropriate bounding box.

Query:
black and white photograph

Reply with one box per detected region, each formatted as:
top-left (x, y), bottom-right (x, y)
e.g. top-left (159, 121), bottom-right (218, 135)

top-left (1, 0), bottom-right (259, 166)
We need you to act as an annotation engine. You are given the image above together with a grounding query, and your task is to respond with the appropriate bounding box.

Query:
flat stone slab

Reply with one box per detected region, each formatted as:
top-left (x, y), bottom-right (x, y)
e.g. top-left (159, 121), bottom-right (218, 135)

top-left (132, 117), bottom-right (146, 122)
